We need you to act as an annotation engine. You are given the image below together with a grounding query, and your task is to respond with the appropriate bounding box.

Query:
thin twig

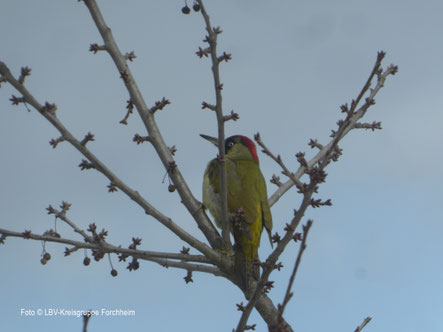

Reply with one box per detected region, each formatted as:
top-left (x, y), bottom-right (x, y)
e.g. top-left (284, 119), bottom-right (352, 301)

top-left (82, 312), bottom-right (92, 332)
top-left (47, 205), bottom-right (91, 242)
top-left (316, 52), bottom-right (386, 170)
top-left (268, 54), bottom-right (398, 208)
top-left (277, 220), bottom-right (313, 321)
top-left (196, 0), bottom-right (231, 250)
top-left (149, 257), bottom-right (224, 276)
top-left (0, 228), bottom-right (221, 275)
top-left (354, 317), bottom-right (372, 332)
top-left (254, 133), bottom-right (304, 190)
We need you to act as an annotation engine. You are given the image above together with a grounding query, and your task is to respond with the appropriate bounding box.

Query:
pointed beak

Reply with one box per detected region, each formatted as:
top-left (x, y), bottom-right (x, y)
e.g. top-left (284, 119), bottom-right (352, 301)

top-left (200, 134), bottom-right (219, 147)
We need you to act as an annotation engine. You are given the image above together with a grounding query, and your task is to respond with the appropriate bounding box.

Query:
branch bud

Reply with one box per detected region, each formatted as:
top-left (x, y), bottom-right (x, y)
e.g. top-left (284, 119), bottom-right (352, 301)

top-left (196, 47), bottom-right (211, 58)
top-left (80, 132), bottom-right (95, 146)
top-left (124, 51), bottom-right (136, 62)
top-left (201, 101), bottom-right (216, 111)
top-left (217, 52), bottom-right (232, 63)
top-left (133, 134), bottom-right (151, 145)
top-left (49, 136), bottom-right (65, 149)
top-left (150, 97), bottom-right (170, 114)
top-left (120, 70), bottom-right (129, 83)
top-left (184, 270), bottom-right (193, 284)
top-left (89, 43), bottom-right (106, 54)
top-left (10, 95), bottom-right (25, 106)
top-left (120, 99), bottom-right (134, 125)
top-left (79, 159), bottom-right (95, 171)
top-left (18, 66), bottom-right (32, 84)
top-left (310, 198), bottom-right (332, 208)
top-left (270, 175), bottom-right (282, 187)
top-left (107, 183), bottom-right (118, 192)
top-left (168, 145), bottom-right (177, 156)
top-left (223, 110), bottom-right (239, 122)
top-left (42, 102), bottom-right (57, 115)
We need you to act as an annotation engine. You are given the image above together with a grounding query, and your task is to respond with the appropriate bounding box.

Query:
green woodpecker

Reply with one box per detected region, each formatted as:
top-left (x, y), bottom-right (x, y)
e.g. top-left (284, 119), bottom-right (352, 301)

top-left (201, 134), bottom-right (273, 286)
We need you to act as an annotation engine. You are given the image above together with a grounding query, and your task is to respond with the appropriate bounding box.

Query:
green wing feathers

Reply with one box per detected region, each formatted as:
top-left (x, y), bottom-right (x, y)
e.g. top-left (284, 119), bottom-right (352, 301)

top-left (203, 158), bottom-right (273, 285)
top-left (257, 171), bottom-right (273, 247)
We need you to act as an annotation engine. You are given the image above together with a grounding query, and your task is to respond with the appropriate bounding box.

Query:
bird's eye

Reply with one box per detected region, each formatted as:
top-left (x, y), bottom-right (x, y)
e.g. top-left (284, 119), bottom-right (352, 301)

top-left (227, 142), bottom-right (234, 148)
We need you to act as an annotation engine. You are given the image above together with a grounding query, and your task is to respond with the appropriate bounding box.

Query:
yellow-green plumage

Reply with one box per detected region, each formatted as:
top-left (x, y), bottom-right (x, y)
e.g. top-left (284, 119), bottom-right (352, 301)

top-left (202, 135), bottom-right (272, 286)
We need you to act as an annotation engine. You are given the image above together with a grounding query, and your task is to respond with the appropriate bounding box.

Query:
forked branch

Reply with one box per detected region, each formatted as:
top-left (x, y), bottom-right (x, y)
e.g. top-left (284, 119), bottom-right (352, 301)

top-left (0, 61), bottom-right (222, 266)
top-left (268, 52), bottom-right (398, 207)
top-left (82, 0), bottom-right (223, 251)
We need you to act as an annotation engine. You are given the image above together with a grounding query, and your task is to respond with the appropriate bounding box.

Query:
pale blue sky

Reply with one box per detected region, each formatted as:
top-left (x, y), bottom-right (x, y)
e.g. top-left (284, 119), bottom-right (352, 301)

top-left (1, 1), bottom-right (443, 331)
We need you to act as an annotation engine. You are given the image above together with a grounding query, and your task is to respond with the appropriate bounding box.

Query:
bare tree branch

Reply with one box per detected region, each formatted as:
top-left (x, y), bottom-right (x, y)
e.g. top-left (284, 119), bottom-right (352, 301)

top-left (254, 133), bottom-right (304, 190)
top-left (277, 220), bottom-right (313, 323)
top-left (196, 0), bottom-right (231, 250)
top-left (0, 228), bottom-right (222, 276)
top-left (0, 61), bottom-right (225, 267)
top-left (47, 203), bottom-right (91, 242)
top-left (149, 257), bottom-right (223, 276)
top-left (238, 53), bottom-right (396, 327)
top-left (119, 99), bottom-right (134, 125)
top-left (268, 53), bottom-right (398, 208)
top-left (354, 121), bottom-right (382, 131)
top-left (81, 0), bottom-right (223, 251)
top-left (223, 110), bottom-right (240, 122)
top-left (354, 317), bottom-right (372, 332)
top-left (0, 227), bottom-right (210, 263)
top-left (82, 311), bottom-right (92, 332)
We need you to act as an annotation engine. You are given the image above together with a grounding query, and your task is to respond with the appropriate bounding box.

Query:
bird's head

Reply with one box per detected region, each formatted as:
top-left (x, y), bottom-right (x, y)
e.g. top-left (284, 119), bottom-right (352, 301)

top-left (200, 134), bottom-right (259, 163)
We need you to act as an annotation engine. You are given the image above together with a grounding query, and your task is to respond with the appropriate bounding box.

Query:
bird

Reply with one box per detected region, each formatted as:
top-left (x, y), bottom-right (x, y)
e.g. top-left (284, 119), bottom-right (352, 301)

top-left (201, 134), bottom-right (273, 287)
